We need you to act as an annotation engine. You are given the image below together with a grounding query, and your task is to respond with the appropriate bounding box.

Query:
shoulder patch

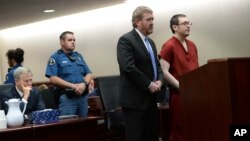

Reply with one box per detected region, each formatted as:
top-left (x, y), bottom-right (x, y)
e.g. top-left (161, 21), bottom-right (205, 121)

top-left (48, 58), bottom-right (56, 65)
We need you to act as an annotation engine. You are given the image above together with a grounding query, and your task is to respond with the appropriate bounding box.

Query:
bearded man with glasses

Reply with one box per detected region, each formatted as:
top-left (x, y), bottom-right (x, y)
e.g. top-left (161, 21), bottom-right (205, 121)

top-left (158, 14), bottom-right (199, 141)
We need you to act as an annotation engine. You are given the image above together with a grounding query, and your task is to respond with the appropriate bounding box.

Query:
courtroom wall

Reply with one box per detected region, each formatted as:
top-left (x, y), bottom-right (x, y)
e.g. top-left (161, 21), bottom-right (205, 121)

top-left (0, 37), bottom-right (3, 82)
top-left (0, 0), bottom-right (250, 82)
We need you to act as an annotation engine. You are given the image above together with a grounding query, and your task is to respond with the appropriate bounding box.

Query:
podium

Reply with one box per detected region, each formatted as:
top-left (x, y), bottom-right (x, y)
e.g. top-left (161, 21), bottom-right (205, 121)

top-left (180, 57), bottom-right (250, 141)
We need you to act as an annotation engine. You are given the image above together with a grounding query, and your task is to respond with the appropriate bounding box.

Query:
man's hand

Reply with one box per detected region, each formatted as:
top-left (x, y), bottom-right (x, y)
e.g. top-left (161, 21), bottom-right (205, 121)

top-left (22, 84), bottom-right (32, 101)
top-left (154, 80), bottom-right (162, 90)
top-left (149, 81), bottom-right (161, 93)
top-left (73, 83), bottom-right (87, 95)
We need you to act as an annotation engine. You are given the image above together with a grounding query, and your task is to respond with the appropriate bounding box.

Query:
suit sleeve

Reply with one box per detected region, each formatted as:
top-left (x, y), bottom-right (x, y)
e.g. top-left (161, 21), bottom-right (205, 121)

top-left (117, 36), bottom-right (152, 91)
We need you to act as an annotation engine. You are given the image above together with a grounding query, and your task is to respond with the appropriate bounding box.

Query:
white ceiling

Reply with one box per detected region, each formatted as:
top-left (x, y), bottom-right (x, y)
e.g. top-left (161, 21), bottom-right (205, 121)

top-left (0, 0), bottom-right (124, 30)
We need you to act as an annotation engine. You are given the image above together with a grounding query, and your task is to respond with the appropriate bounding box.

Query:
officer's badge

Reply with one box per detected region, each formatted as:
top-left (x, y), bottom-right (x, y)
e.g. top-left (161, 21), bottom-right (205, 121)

top-left (48, 58), bottom-right (56, 65)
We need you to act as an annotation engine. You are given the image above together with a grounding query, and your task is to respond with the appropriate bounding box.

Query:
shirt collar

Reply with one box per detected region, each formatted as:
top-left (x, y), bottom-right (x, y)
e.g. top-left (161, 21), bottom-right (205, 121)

top-left (135, 28), bottom-right (147, 42)
top-left (15, 86), bottom-right (23, 98)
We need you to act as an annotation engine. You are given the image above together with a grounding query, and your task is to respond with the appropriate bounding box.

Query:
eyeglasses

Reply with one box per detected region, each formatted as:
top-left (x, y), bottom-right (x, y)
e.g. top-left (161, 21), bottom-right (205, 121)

top-left (178, 21), bottom-right (192, 26)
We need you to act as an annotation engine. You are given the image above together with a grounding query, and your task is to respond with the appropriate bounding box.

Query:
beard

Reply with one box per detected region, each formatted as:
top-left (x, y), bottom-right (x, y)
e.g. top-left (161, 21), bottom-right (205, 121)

top-left (145, 26), bottom-right (153, 35)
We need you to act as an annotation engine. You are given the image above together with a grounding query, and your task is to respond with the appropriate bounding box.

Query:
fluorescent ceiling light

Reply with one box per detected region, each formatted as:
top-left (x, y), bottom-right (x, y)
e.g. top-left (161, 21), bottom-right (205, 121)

top-left (43, 9), bottom-right (55, 13)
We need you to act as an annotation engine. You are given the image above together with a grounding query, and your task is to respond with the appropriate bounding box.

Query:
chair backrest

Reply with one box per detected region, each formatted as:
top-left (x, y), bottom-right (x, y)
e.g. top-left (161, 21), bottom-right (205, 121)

top-left (0, 84), bottom-right (13, 109)
top-left (97, 75), bottom-right (121, 112)
top-left (97, 75), bottom-right (125, 132)
top-left (40, 88), bottom-right (58, 109)
top-left (0, 84), bottom-right (13, 92)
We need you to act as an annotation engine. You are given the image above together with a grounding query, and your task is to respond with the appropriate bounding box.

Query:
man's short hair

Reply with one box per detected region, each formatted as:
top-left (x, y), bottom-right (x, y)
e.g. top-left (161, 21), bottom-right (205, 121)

top-left (14, 67), bottom-right (33, 80)
top-left (132, 6), bottom-right (153, 28)
top-left (59, 31), bottom-right (74, 40)
top-left (170, 14), bottom-right (186, 33)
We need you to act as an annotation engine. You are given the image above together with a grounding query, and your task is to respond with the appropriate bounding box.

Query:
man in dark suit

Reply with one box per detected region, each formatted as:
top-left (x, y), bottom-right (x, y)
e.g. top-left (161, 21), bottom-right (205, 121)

top-left (117, 6), bottom-right (165, 141)
top-left (0, 67), bottom-right (45, 115)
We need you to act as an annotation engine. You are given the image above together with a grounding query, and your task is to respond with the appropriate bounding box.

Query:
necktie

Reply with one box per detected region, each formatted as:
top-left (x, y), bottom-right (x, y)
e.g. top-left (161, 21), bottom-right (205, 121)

top-left (145, 37), bottom-right (157, 80)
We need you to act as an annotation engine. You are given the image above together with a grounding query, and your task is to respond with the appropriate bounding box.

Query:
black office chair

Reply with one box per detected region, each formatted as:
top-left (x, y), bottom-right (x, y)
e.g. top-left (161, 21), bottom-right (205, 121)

top-left (0, 84), bottom-right (13, 92)
top-left (97, 75), bottom-right (125, 141)
top-left (39, 87), bottom-right (58, 109)
top-left (0, 84), bottom-right (13, 110)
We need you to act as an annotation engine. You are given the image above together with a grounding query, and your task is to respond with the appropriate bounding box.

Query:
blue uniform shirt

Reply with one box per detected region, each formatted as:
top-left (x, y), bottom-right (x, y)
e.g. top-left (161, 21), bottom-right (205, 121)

top-left (45, 49), bottom-right (91, 83)
top-left (4, 64), bottom-right (22, 84)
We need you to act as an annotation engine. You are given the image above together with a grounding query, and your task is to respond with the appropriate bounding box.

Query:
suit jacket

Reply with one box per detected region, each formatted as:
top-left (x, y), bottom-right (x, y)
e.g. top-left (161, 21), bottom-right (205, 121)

top-left (0, 85), bottom-right (45, 115)
top-left (117, 29), bottom-right (165, 110)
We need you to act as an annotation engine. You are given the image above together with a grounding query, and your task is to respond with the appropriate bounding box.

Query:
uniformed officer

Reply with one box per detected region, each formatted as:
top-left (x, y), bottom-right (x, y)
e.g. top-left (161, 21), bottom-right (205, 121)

top-left (45, 31), bottom-right (93, 117)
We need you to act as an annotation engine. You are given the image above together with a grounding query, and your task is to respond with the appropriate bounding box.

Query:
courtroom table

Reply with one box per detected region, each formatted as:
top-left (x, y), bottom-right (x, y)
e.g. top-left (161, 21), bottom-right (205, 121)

top-left (0, 124), bottom-right (34, 141)
top-left (0, 116), bottom-right (103, 141)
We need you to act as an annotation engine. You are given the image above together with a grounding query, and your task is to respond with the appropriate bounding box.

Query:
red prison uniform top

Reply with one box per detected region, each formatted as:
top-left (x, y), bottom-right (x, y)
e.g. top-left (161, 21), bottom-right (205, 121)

top-left (159, 36), bottom-right (199, 141)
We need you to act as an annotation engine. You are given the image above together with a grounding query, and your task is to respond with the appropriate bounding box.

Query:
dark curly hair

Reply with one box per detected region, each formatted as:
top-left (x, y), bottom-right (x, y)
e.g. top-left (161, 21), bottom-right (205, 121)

top-left (6, 48), bottom-right (24, 64)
